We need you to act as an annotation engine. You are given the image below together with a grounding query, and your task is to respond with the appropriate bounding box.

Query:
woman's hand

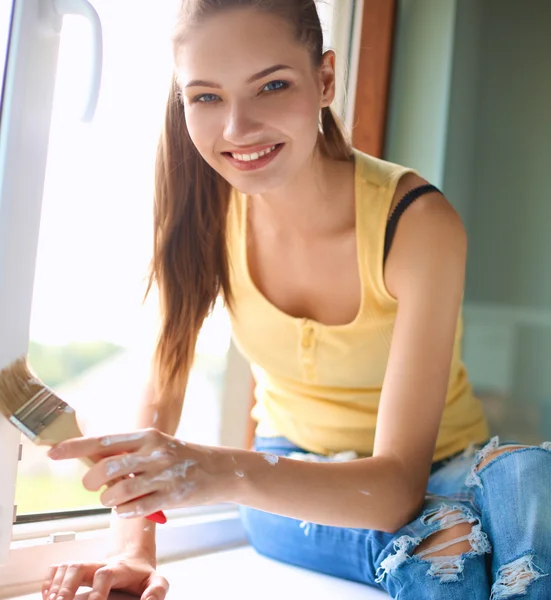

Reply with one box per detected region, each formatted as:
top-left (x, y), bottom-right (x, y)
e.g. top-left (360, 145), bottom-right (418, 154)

top-left (42, 552), bottom-right (169, 600)
top-left (47, 428), bottom-right (231, 518)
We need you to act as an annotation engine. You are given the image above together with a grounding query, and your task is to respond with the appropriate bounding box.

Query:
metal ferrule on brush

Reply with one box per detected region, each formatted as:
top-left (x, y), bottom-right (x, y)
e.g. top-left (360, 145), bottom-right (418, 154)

top-left (9, 386), bottom-right (69, 441)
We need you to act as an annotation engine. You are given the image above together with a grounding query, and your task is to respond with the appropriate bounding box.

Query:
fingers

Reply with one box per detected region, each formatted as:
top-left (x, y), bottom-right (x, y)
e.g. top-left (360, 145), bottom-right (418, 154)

top-left (83, 453), bottom-right (150, 492)
top-left (99, 472), bottom-right (147, 508)
top-left (47, 429), bottom-right (160, 461)
top-left (41, 560), bottom-right (166, 600)
top-left (43, 564), bottom-right (67, 600)
top-left (89, 448), bottom-right (179, 499)
top-left (99, 457), bottom-right (198, 514)
top-left (141, 574), bottom-right (170, 600)
top-left (88, 566), bottom-right (116, 600)
top-left (113, 491), bottom-right (166, 520)
top-left (43, 563), bottom-right (102, 600)
top-left (43, 565), bottom-right (57, 598)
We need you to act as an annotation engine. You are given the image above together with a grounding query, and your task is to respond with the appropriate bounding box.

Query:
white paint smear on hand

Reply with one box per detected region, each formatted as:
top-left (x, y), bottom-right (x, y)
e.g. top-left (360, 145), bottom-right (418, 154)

top-left (100, 432), bottom-right (146, 447)
top-left (262, 453), bottom-right (279, 466)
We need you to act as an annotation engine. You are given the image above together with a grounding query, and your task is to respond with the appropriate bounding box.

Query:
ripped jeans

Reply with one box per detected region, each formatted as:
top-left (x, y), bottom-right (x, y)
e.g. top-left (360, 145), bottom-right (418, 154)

top-left (239, 436), bottom-right (551, 599)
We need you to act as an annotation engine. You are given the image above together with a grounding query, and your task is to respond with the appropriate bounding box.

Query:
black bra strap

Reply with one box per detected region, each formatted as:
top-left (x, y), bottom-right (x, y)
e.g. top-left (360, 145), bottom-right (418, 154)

top-left (384, 184), bottom-right (440, 263)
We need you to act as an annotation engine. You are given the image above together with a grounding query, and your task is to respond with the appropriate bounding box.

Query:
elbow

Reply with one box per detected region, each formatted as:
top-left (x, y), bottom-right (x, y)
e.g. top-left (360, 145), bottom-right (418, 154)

top-left (385, 493), bottom-right (426, 534)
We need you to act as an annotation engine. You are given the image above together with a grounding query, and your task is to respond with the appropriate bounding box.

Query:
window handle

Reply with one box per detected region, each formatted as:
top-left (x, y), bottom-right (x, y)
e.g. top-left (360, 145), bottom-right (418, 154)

top-left (52, 0), bottom-right (103, 122)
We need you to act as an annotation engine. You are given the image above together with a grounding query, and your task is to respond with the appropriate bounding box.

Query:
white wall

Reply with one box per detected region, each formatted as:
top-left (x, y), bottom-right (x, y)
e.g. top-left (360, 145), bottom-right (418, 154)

top-left (467, 0), bottom-right (551, 310)
top-left (385, 0), bottom-right (457, 187)
top-left (385, 0), bottom-right (551, 443)
top-left (441, 0), bottom-right (483, 225)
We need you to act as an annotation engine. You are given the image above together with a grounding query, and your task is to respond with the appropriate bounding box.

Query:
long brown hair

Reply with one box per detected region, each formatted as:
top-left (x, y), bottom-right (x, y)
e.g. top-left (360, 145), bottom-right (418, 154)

top-left (145, 0), bottom-right (352, 400)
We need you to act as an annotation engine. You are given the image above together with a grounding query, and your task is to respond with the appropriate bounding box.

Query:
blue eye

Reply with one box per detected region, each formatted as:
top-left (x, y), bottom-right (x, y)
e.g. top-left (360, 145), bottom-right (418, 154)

top-left (262, 80), bottom-right (289, 93)
top-left (193, 93), bottom-right (220, 104)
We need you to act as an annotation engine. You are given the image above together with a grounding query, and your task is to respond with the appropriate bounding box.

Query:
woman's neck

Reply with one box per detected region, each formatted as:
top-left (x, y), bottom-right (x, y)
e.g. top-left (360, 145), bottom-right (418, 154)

top-left (251, 149), bottom-right (355, 238)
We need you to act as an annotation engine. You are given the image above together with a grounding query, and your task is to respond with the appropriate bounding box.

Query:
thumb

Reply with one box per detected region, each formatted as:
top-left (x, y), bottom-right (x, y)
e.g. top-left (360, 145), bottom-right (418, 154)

top-left (141, 574), bottom-right (170, 600)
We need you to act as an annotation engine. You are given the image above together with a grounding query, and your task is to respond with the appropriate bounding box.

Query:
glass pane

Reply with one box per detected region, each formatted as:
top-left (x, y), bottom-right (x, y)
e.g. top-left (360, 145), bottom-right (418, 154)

top-left (0, 1), bottom-right (11, 88)
top-left (316, 0), bottom-right (334, 49)
top-left (17, 0), bottom-right (231, 517)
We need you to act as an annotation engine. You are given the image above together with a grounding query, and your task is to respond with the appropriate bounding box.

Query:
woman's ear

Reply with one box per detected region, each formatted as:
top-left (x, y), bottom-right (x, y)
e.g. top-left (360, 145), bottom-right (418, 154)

top-left (319, 50), bottom-right (336, 108)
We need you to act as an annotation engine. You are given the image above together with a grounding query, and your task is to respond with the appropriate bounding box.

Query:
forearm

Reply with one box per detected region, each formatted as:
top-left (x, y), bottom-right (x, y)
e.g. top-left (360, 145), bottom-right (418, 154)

top-left (109, 379), bottom-right (184, 563)
top-left (227, 450), bottom-right (423, 533)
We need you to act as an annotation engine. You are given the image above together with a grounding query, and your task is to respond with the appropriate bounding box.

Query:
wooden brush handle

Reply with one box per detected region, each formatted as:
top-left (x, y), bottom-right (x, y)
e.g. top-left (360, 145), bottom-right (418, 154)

top-left (37, 408), bottom-right (167, 524)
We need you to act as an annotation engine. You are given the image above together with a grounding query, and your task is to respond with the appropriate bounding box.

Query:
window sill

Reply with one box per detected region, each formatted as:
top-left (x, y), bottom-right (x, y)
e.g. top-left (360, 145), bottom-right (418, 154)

top-left (7, 546), bottom-right (390, 600)
top-left (0, 506), bottom-right (246, 599)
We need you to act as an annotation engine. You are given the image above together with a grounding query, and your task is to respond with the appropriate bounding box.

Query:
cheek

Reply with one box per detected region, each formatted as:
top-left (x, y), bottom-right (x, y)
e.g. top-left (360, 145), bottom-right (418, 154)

top-left (277, 94), bottom-right (320, 142)
top-left (184, 108), bottom-right (220, 157)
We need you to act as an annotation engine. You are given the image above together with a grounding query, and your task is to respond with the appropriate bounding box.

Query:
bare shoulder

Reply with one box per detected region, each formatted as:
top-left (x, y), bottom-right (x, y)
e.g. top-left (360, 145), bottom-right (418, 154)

top-left (390, 172), bottom-right (461, 226)
top-left (385, 172), bottom-right (467, 299)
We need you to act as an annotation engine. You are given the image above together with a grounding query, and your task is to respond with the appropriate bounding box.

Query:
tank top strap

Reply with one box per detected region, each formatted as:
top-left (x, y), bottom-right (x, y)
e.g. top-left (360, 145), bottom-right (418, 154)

top-left (383, 184), bottom-right (441, 262)
top-left (353, 150), bottom-right (417, 309)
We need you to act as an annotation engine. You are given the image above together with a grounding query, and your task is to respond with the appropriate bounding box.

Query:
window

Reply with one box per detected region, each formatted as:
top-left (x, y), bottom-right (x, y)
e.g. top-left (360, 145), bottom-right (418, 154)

top-left (0, 0), bottom-right (351, 594)
top-left (11, 0), bottom-right (230, 518)
top-left (0, 2), bottom-right (10, 87)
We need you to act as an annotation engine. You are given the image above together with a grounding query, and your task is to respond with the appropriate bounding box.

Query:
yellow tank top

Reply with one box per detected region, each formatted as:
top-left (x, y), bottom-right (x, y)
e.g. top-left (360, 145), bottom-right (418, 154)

top-left (226, 148), bottom-right (489, 462)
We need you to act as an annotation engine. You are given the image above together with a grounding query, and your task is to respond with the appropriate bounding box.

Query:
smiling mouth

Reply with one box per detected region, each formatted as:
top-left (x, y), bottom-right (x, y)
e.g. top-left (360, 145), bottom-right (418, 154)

top-left (223, 143), bottom-right (284, 163)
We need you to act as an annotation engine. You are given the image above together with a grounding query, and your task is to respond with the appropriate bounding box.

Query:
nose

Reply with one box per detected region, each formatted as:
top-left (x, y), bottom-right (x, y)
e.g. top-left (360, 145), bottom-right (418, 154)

top-left (223, 101), bottom-right (264, 145)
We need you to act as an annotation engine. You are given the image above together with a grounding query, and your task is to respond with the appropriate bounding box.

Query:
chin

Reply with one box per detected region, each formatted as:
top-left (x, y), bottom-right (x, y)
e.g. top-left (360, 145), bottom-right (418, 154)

top-left (216, 163), bottom-right (289, 196)
top-left (230, 171), bottom-right (293, 196)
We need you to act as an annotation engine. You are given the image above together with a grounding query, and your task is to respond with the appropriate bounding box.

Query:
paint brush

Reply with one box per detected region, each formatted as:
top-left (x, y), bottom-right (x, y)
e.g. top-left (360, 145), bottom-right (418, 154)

top-left (0, 356), bottom-right (167, 524)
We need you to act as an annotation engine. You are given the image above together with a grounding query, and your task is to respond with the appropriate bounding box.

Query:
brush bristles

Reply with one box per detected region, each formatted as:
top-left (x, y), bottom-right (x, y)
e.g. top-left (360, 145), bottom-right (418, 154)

top-left (0, 356), bottom-right (59, 420)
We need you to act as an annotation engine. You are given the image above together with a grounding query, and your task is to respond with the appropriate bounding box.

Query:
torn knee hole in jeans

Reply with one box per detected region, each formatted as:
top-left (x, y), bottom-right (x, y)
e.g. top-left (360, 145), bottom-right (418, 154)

top-left (490, 554), bottom-right (549, 600)
top-left (465, 436), bottom-right (551, 492)
top-left (374, 504), bottom-right (491, 584)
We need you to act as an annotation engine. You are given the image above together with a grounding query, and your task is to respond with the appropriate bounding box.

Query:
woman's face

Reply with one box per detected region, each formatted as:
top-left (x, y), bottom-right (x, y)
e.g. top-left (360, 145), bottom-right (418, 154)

top-left (175, 8), bottom-right (335, 195)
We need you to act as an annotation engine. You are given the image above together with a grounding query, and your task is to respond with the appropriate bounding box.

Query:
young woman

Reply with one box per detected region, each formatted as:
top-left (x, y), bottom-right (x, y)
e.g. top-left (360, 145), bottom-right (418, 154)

top-left (42, 1), bottom-right (551, 599)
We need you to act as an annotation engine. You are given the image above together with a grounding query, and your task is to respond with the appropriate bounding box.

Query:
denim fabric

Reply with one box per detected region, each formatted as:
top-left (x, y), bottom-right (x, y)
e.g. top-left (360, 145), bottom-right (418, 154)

top-left (239, 436), bottom-right (551, 599)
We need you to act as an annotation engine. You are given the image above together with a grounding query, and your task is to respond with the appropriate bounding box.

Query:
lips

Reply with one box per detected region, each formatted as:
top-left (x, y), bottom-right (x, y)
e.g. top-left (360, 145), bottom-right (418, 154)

top-left (223, 143), bottom-right (284, 171)
top-left (229, 145), bottom-right (277, 162)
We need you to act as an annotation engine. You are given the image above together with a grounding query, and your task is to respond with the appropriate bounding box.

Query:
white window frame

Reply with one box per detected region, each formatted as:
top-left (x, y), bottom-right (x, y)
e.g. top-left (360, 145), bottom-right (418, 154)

top-left (0, 1), bottom-right (361, 596)
top-left (330, 0), bottom-right (363, 133)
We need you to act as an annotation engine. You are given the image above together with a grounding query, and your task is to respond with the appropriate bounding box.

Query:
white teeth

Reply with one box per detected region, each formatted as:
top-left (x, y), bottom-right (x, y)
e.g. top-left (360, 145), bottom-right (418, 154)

top-left (231, 145), bottom-right (278, 162)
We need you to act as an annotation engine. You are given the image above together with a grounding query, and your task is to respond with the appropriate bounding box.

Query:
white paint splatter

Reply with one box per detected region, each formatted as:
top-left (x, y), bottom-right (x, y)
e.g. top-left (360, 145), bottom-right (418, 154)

top-left (299, 521), bottom-right (311, 536)
top-left (151, 459), bottom-right (197, 483)
top-left (262, 453), bottom-right (279, 466)
top-left (287, 450), bottom-right (358, 462)
top-left (231, 456), bottom-right (237, 464)
top-left (105, 461), bottom-right (123, 477)
top-left (177, 459), bottom-right (197, 477)
top-left (360, 491), bottom-right (371, 496)
top-left (151, 449), bottom-right (171, 460)
top-left (235, 470), bottom-right (245, 478)
top-left (100, 432), bottom-right (146, 447)
top-left (169, 481), bottom-right (197, 502)
top-left (105, 453), bottom-right (143, 477)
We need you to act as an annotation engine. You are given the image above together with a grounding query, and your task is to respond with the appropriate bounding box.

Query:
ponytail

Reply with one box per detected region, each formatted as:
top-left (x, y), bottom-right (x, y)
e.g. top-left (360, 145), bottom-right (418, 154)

top-left (144, 76), bottom-right (232, 399)
top-left (318, 106), bottom-right (352, 161)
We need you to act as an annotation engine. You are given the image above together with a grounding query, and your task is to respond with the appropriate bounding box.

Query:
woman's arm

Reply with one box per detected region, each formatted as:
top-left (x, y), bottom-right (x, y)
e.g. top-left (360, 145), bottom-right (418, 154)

top-left (109, 378), bottom-right (185, 564)
top-left (51, 175), bottom-right (465, 535)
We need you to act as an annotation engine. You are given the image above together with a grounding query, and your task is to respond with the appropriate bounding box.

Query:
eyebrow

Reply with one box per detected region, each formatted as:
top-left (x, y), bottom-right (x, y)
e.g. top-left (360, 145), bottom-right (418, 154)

top-left (184, 64), bottom-right (293, 89)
